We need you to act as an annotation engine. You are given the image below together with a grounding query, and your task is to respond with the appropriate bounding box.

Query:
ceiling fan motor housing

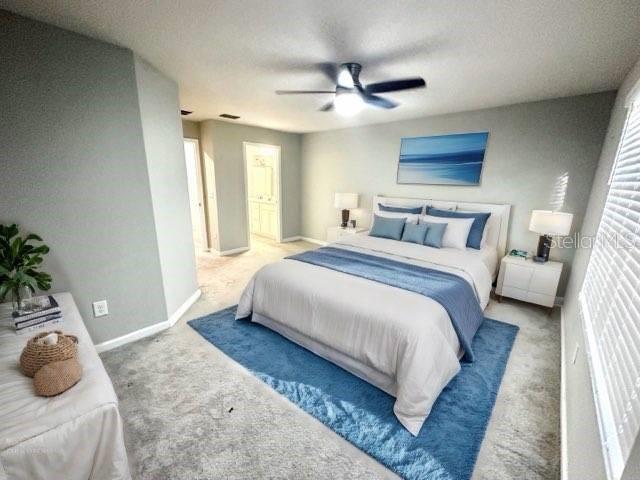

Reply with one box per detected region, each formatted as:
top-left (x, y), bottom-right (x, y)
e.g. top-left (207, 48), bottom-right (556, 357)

top-left (342, 62), bottom-right (362, 87)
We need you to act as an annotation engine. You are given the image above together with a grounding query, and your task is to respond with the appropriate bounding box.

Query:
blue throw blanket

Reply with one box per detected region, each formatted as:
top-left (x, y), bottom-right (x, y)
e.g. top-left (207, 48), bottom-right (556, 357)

top-left (287, 247), bottom-right (485, 362)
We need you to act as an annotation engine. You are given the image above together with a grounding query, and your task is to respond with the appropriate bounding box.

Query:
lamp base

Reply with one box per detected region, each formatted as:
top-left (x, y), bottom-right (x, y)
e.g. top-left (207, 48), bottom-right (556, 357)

top-left (341, 209), bottom-right (350, 228)
top-left (536, 234), bottom-right (552, 262)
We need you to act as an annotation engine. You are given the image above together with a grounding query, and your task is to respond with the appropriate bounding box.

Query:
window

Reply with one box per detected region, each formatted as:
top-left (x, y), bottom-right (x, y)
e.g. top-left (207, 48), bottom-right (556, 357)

top-left (580, 99), bottom-right (640, 479)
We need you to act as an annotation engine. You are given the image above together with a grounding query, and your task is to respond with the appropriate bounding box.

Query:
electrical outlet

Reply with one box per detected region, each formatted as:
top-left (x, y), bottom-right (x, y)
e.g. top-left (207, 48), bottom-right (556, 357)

top-left (93, 300), bottom-right (109, 318)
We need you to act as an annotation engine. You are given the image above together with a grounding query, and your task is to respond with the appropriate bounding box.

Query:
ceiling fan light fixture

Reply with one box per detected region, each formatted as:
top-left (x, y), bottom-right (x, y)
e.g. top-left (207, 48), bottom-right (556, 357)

top-left (334, 91), bottom-right (363, 116)
top-left (337, 67), bottom-right (355, 88)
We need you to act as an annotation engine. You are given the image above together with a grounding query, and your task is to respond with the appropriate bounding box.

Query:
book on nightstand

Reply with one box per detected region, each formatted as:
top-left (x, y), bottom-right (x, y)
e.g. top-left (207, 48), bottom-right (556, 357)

top-left (11, 295), bottom-right (63, 333)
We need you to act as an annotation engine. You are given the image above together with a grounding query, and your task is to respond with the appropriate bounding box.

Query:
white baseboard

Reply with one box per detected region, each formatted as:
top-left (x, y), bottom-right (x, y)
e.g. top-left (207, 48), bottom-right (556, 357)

top-left (300, 236), bottom-right (327, 246)
top-left (218, 246), bottom-right (250, 256)
top-left (167, 289), bottom-right (201, 327)
top-left (281, 236), bottom-right (302, 242)
top-left (561, 306), bottom-right (568, 479)
top-left (281, 236), bottom-right (329, 246)
top-left (94, 318), bottom-right (169, 354)
top-left (95, 288), bottom-right (201, 353)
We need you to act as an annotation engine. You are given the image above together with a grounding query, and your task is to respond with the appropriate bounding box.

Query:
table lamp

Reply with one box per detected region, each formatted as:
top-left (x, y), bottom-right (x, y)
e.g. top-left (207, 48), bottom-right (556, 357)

top-left (334, 193), bottom-right (359, 228)
top-left (529, 210), bottom-right (573, 262)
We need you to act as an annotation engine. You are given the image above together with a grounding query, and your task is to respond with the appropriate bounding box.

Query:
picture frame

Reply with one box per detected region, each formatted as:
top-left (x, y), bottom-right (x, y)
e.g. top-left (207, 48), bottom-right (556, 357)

top-left (396, 132), bottom-right (489, 186)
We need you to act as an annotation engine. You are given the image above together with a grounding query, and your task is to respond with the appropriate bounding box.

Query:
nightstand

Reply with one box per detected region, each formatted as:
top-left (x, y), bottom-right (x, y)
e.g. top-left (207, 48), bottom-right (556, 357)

top-left (495, 256), bottom-right (562, 309)
top-left (326, 226), bottom-right (367, 243)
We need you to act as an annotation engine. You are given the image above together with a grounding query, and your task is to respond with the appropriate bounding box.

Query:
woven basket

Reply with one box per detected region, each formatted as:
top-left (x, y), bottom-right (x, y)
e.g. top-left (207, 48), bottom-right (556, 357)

top-left (33, 358), bottom-right (83, 397)
top-left (20, 330), bottom-right (78, 378)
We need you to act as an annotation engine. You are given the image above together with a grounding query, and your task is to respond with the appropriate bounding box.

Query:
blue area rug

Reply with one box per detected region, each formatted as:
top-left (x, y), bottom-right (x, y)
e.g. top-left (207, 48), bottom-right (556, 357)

top-left (188, 307), bottom-right (518, 480)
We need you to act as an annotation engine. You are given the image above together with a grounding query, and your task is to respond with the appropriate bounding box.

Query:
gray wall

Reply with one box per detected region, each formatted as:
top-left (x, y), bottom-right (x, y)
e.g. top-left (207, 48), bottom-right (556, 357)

top-left (562, 57), bottom-right (640, 480)
top-left (0, 11), bottom-right (197, 344)
top-left (135, 57), bottom-right (198, 318)
top-left (301, 93), bottom-right (615, 294)
top-left (0, 11), bottom-right (166, 343)
top-left (200, 120), bottom-right (302, 252)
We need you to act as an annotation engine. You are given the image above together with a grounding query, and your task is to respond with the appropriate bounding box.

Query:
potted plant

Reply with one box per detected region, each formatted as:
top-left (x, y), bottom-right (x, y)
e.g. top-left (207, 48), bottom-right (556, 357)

top-left (0, 224), bottom-right (52, 314)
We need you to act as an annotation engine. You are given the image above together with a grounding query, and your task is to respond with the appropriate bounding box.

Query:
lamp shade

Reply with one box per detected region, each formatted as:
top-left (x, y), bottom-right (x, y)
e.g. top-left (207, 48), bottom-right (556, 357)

top-left (529, 210), bottom-right (573, 235)
top-left (334, 193), bottom-right (359, 210)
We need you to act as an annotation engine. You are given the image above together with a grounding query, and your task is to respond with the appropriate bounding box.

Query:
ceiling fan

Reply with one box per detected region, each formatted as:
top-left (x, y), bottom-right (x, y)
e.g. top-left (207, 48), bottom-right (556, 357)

top-left (276, 62), bottom-right (426, 116)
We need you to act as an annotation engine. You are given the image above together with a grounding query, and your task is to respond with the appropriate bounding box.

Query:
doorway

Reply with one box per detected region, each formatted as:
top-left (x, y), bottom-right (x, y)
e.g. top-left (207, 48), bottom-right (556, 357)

top-left (243, 142), bottom-right (282, 246)
top-left (183, 138), bottom-right (208, 252)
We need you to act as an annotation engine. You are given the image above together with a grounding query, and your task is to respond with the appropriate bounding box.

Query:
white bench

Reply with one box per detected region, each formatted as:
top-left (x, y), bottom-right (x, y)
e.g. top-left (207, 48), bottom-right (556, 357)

top-left (0, 293), bottom-right (130, 480)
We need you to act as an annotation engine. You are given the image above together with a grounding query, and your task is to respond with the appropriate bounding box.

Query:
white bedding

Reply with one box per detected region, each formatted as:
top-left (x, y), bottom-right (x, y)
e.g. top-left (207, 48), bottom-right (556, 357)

top-left (237, 234), bottom-right (493, 435)
top-left (473, 244), bottom-right (499, 278)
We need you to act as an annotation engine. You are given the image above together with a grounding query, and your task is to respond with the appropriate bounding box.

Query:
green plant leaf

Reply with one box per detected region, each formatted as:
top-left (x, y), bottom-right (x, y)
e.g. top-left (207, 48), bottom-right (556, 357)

top-left (24, 233), bottom-right (43, 242)
top-left (0, 225), bottom-right (52, 297)
top-left (10, 237), bottom-right (22, 259)
top-left (7, 224), bottom-right (19, 239)
top-left (17, 270), bottom-right (37, 287)
top-left (30, 245), bottom-right (49, 255)
top-left (25, 256), bottom-right (43, 266)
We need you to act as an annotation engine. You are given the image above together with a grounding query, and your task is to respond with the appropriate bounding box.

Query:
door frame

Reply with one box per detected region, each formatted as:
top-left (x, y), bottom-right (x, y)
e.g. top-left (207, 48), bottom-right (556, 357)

top-left (184, 138), bottom-right (209, 251)
top-left (242, 142), bottom-right (283, 246)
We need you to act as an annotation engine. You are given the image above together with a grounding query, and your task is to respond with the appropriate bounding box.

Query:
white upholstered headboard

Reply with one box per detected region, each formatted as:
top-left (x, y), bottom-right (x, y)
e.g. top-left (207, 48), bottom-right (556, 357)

top-left (372, 195), bottom-right (512, 258)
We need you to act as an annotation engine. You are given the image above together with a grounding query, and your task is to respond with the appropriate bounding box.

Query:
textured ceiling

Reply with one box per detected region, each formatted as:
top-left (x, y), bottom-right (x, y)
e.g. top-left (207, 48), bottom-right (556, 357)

top-left (3, 0), bottom-right (640, 132)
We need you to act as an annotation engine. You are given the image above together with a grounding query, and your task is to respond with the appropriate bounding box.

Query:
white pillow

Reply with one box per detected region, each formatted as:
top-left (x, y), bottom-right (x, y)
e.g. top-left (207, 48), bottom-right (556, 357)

top-left (457, 209), bottom-right (496, 248)
top-left (420, 214), bottom-right (474, 250)
top-left (376, 211), bottom-right (420, 224)
top-left (480, 214), bottom-right (498, 248)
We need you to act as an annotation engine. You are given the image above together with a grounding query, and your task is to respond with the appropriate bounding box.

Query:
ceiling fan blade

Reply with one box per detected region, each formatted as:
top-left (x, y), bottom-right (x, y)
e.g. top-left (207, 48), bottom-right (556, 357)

top-left (276, 90), bottom-right (336, 95)
top-left (317, 62), bottom-right (339, 83)
top-left (364, 77), bottom-right (426, 94)
top-left (319, 102), bottom-right (334, 112)
top-left (362, 94), bottom-right (398, 109)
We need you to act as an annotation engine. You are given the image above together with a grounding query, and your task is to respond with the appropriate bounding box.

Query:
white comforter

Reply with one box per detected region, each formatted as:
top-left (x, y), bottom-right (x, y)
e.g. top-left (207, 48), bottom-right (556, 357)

top-left (237, 234), bottom-right (492, 435)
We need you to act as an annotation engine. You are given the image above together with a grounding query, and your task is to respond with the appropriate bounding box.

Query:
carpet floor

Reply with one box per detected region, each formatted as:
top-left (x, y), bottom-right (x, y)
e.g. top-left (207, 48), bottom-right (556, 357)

top-left (101, 236), bottom-right (560, 479)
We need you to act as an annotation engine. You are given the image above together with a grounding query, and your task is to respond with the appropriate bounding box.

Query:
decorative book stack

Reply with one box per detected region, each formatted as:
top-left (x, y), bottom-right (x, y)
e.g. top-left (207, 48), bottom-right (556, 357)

top-left (13, 296), bottom-right (63, 334)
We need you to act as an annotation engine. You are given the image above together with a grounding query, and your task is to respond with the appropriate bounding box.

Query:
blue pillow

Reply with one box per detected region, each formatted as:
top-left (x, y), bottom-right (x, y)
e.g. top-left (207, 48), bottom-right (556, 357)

top-left (378, 203), bottom-right (423, 214)
top-left (426, 207), bottom-right (491, 250)
top-left (422, 222), bottom-right (447, 248)
top-left (369, 215), bottom-right (406, 240)
top-left (401, 223), bottom-right (429, 244)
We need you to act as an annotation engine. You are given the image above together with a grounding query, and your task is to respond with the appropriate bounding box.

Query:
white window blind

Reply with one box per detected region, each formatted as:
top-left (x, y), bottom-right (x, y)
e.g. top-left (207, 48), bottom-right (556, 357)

top-left (580, 100), bottom-right (640, 480)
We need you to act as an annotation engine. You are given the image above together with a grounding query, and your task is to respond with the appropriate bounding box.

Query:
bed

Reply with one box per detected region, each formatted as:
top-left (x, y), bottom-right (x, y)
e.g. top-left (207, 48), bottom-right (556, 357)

top-left (237, 195), bottom-right (510, 435)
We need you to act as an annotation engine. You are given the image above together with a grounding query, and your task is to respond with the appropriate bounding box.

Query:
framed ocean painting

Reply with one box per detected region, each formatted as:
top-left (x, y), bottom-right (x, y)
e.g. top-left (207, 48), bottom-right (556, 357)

top-left (397, 132), bottom-right (489, 185)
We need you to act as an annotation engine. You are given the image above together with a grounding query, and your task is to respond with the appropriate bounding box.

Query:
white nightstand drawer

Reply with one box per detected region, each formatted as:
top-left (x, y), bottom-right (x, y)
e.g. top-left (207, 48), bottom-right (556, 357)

top-left (529, 268), bottom-right (561, 296)
top-left (497, 255), bottom-right (562, 309)
top-left (326, 226), bottom-right (367, 243)
top-left (503, 263), bottom-right (533, 290)
top-left (527, 291), bottom-right (555, 308)
top-left (501, 285), bottom-right (529, 302)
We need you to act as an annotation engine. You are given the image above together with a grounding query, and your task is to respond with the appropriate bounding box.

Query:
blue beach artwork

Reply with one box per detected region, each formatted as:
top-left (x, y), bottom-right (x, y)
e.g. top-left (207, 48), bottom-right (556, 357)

top-left (397, 132), bottom-right (489, 185)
